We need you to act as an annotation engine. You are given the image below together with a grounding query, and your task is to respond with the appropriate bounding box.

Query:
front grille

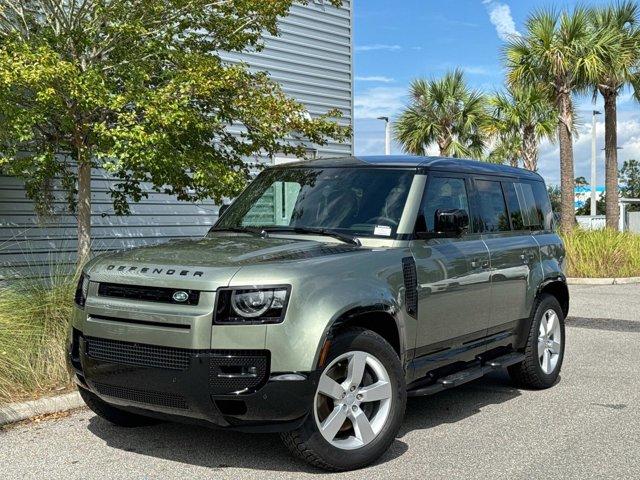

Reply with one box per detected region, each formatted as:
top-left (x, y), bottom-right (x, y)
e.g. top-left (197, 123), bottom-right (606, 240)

top-left (86, 337), bottom-right (193, 371)
top-left (98, 282), bottom-right (200, 305)
top-left (209, 351), bottom-right (269, 394)
top-left (94, 382), bottom-right (188, 409)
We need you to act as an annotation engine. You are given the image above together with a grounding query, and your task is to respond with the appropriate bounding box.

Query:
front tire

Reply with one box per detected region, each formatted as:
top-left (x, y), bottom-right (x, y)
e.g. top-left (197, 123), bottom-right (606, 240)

top-left (281, 328), bottom-right (406, 471)
top-left (78, 387), bottom-right (161, 427)
top-left (508, 294), bottom-right (566, 389)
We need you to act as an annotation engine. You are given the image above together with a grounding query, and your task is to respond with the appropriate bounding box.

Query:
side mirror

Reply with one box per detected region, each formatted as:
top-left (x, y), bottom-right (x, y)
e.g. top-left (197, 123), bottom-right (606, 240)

top-left (434, 209), bottom-right (469, 237)
top-left (218, 203), bottom-right (230, 217)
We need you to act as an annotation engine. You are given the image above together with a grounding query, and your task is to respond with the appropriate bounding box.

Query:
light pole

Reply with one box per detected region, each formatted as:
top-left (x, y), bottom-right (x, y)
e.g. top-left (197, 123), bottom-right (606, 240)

top-left (590, 110), bottom-right (601, 216)
top-left (377, 116), bottom-right (391, 155)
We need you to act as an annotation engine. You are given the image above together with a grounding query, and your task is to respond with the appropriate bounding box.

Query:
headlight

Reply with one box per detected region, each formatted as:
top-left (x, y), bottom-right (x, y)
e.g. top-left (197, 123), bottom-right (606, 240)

top-left (75, 273), bottom-right (90, 308)
top-left (214, 286), bottom-right (290, 324)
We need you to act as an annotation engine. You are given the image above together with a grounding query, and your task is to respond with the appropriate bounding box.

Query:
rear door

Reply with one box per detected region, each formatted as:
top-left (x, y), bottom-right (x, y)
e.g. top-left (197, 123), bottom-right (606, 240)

top-left (473, 178), bottom-right (540, 335)
top-left (410, 174), bottom-right (491, 366)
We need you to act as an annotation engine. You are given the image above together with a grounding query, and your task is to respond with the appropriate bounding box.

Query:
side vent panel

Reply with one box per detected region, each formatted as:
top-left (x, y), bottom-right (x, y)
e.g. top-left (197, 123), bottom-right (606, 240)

top-left (402, 257), bottom-right (418, 318)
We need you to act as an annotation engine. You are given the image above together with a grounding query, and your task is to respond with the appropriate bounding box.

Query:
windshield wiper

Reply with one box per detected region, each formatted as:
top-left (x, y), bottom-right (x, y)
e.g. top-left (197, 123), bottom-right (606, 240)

top-left (262, 227), bottom-right (361, 246)
top-left (208, 226), bottom-right (265, 237)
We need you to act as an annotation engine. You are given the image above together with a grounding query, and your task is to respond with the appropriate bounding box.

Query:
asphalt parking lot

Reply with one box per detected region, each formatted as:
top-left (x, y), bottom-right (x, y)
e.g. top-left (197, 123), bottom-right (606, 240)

top-left (1, 284), bottom-right (639, 480)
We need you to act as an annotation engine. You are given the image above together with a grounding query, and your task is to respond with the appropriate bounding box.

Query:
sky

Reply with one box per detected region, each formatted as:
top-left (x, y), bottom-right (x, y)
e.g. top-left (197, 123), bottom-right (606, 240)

top-left (352, 0), bottom-right (640, 186)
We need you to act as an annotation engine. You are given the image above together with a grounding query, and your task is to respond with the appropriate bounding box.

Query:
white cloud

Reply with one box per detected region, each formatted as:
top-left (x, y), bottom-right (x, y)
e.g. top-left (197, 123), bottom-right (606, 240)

top-left (354, 44), bottom-right (402, 52)
top-left (482, 0), bottom-right (520, 42)
top-left (462, 65), bottom-right (492, 76)
top-left (537, 111), bottom-right (640, 186)
top-left (354, 86), bottom-right (407, 120)
top-left (355, 76), bottom-right (395, 83)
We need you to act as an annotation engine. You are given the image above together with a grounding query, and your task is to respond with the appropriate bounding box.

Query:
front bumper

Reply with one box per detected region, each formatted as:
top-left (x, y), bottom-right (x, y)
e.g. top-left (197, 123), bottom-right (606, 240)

top-left (69, 329), bottom-right (316, 432)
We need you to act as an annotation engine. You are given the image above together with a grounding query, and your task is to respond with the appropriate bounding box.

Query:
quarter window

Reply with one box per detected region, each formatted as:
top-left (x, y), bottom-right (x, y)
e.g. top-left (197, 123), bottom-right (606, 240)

top-left (475, 180), bottom-right (510, 232)
top-left (503, 181), bottom-right (546, 230)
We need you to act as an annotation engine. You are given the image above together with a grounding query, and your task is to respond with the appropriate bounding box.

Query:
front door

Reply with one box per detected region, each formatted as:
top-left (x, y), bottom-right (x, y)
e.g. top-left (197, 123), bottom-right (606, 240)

top-left (410, 175), bottom-right (492, 374)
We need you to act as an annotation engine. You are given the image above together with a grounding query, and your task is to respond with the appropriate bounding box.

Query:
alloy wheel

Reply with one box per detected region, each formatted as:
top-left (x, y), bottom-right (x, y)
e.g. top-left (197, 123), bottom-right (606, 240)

top-left (313, 351), bottom-right (392, 450)
top-left (538, 309), bottom-right (562, 374)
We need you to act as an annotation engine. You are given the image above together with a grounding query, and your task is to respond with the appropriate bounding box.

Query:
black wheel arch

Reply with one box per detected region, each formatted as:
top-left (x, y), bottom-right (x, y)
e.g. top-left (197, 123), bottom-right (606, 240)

top-left (312, 304), bottom-right (406, 372)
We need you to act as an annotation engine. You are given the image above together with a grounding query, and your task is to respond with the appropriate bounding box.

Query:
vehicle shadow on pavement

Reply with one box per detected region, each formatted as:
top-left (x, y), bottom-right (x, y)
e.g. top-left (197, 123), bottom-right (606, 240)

top-left (400, 370), bottom-right (522, 438)
top-left (85, 371), bottom-right (522, 473)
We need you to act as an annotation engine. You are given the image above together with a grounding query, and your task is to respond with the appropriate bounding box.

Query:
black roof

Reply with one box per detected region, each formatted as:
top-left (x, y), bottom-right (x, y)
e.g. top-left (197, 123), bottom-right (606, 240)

top-left (277, 155), bottom-right (543, 181)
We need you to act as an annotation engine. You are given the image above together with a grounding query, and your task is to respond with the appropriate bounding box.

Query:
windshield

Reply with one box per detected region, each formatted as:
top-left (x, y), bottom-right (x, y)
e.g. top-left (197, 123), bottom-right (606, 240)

top-left (212, 167), bottom-right (414, 238)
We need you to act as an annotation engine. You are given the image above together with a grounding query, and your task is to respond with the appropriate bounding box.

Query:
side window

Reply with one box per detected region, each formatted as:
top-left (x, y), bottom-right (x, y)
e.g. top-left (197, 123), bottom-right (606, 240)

top-left (475, 180), bottom-right (510, 232)
top-left (527, 180), bottom-right (553, 230)
top-left (503, 182), bottom-right (524, 230)
top-left (503, 181), bottom-right (547, 230)
top-left (418, 177), bottom-right (470, 233)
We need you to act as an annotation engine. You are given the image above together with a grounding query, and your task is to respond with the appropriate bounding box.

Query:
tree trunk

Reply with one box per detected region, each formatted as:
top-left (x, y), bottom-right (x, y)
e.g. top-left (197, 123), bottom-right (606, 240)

top-left (602, 90), bottom-right (620, 230)
top-left (522, 125), bottom-right (538, 171)
top-left (77, 153), bottom-right (92, 268)
top-left (557, 91), bottom-right (575, 233)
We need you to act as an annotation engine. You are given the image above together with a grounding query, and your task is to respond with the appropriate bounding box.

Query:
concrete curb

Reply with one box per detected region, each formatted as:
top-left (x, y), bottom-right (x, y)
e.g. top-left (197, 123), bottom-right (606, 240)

top-left (0, 392), bottom-right (83, 427)
top-left (567, 276), bottom-right (640, 285)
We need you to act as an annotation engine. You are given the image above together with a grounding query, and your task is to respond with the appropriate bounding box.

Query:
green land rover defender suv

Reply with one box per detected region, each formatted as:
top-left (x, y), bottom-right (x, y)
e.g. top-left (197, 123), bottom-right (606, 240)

top-left (69, 156), bottom-right (568, 471)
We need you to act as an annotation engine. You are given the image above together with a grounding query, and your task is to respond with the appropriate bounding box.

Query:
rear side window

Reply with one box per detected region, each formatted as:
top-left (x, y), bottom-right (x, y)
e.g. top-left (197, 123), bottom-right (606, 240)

top-left (503, 181), bottom-right (551, 230)
top-left (475, 180), bottom-right (510, 232)
top-left (528, 180), bottom-right (553, 230)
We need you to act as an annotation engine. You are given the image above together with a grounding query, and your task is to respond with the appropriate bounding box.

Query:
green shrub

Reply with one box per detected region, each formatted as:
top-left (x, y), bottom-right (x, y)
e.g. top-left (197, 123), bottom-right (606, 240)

top-left (561, 228), bottom-right (640, 278)
top-left (0, 274), bottom-right (76, 405)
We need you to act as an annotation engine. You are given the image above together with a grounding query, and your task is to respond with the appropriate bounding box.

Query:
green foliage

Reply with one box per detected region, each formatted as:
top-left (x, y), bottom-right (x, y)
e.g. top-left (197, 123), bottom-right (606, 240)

top-left (620, 158), bottom-right (640, 211)
top-left (575, 197), bottom-right (606, 216)
top-left (506, 6), bottom-right (621, 95)
top-left (561, 228), bottom-right (640, 277)
top-left (393, 69), bottom-right (488, 158)
top-left (589, 0), bottom-right (640, 99)
top-left (0, 0), bottom-right (349, 217)
top-left (486, 84), bottom-right (557, 170)
top-left (547, 184), bottom-right (561, 214)
top-left (0, 273), bottom-right (76, 405)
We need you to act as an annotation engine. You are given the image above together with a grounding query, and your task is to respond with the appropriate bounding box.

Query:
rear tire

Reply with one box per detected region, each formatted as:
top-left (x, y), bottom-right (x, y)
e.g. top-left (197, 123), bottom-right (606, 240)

top-left (508, 293), bottom-right (565, 389)
top-left (78, 387), bottom-right (161, 427)
top-left (281, 328), bottom-right (406, 471)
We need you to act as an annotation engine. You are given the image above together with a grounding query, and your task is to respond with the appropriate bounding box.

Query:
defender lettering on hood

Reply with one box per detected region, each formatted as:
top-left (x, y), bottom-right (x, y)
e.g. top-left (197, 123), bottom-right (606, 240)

top-left (106, 265), bottom-right (204, 277)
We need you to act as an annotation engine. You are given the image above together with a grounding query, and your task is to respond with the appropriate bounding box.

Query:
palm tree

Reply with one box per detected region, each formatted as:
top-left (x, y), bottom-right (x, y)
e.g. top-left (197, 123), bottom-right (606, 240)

top-left (394, 69), bottom-right (488, 158)
top-left (590, 1), bottom-right (640, 229)
top-left (486, 131), bottom-right (521, 167)
top-left (506, 7), bottom-right (619, 232)
top-left (486, 85), bottom-right (557, 171)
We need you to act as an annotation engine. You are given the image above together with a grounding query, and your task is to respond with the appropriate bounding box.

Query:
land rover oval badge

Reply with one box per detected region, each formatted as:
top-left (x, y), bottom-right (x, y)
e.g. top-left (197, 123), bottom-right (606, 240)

top-left (172, 291), bottom-right (189, 303)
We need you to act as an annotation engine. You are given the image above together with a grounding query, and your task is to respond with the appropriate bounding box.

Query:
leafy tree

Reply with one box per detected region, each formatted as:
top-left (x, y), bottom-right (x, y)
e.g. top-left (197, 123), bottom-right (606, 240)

top-left (486, 84), bottom-right (556, 171)
top-left (0, 0), bottom-right (349, 264)
top-left (547, 184), bottom-right (562, 215)
top-left (506, 7), bottom-right (620, 232)
top-left (576, 197), bottom-right (606, 215)
top-left (589, 1), bottom-right (640, 228)
top-left (620, 158), bottom-right (640, 211)
top-left (575, 176), bottom-right (589, 186)
top-left (394, 69), bottom-right (488, 158)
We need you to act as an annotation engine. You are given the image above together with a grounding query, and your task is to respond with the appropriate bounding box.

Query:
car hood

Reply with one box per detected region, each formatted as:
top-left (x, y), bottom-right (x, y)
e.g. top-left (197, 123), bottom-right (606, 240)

top-left (85, 235), bottom-right (364, 288)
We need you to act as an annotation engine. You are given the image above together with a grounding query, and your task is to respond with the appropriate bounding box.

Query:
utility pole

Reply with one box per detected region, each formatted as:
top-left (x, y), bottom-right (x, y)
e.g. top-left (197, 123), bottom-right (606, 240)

top-left (377, 116), bottom-right (391, 155)
top-left (590, 110), bottom-right (601, 216)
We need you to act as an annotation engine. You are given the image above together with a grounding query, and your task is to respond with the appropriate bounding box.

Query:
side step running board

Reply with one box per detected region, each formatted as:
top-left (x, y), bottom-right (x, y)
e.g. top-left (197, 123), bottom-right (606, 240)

top-left (407, 352), bottom-right (525, 397)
